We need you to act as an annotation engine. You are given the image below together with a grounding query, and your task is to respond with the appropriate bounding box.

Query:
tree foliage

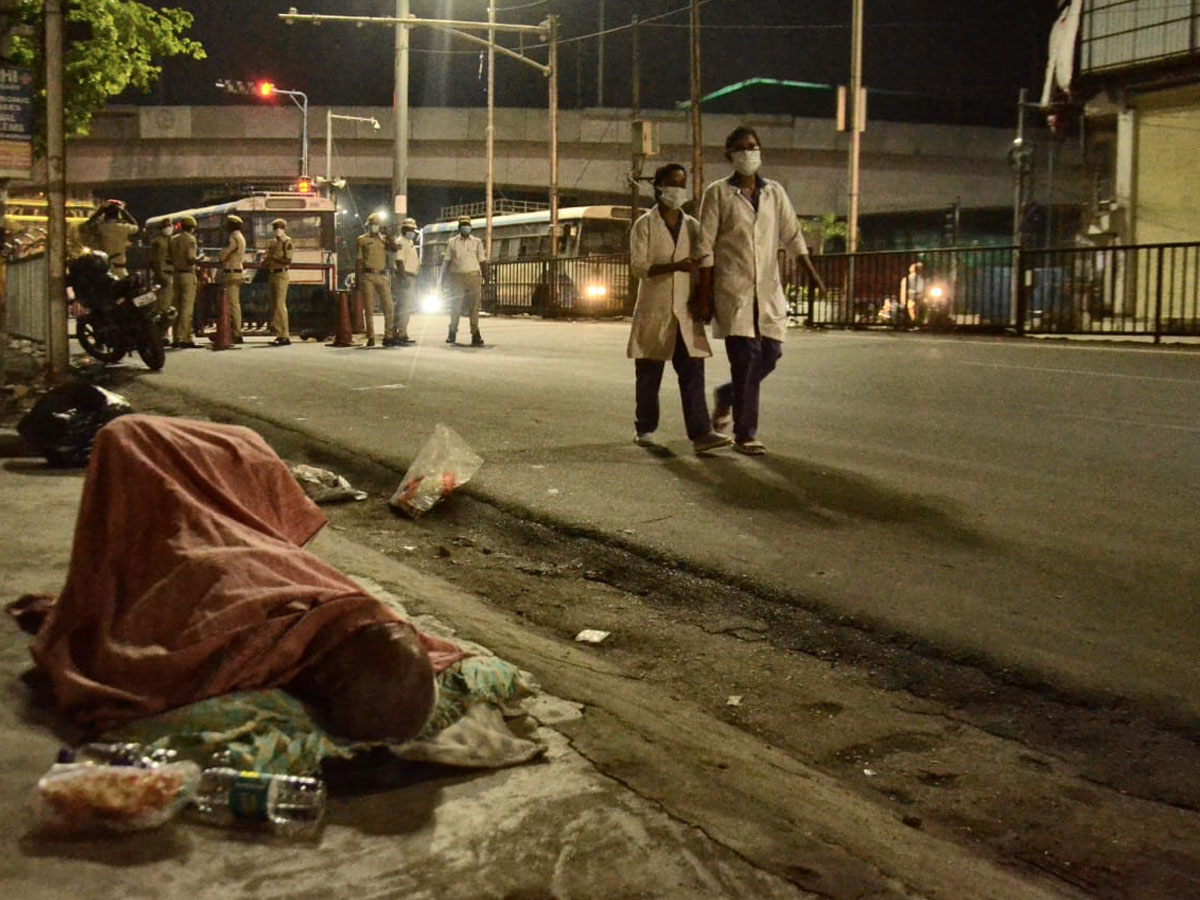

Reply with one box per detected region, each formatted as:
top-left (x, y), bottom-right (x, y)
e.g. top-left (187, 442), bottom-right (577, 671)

top-left (7, 1), bottom-right (204, 147)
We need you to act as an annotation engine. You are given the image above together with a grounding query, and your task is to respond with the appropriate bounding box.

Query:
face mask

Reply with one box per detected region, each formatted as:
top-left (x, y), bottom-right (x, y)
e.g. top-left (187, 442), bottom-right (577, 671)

top-left (731, 148), bottom-right (762, 177)
top-left (370, 224), bottom-right (379, 234)
top-left (273, 228), bottom-right (284, 238)
top-left (402, 228), bottom-right (415, 238)
top-left (161, 227), bottom-right (171, 237)
top-left (657, 186), bottom-right (688, 210)
top-left (459, 226), bottom-right (471, 236)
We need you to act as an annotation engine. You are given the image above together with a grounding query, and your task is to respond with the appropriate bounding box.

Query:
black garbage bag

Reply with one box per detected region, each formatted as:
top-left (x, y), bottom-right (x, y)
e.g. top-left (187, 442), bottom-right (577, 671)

top-left (17, 382), bottom-right (132, 467)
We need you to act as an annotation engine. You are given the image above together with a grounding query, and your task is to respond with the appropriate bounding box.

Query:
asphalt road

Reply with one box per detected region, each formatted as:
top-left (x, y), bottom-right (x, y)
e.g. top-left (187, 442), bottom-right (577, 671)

top-left (124, 316), bottom-right (1200, 723)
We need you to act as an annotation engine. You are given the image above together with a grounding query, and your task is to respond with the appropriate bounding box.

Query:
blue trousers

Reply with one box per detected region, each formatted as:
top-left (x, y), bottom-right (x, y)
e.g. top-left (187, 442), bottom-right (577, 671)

top-left (634, 326), bottom-right (710, 440)
top-left (715, 335), bottom-right (783, 442)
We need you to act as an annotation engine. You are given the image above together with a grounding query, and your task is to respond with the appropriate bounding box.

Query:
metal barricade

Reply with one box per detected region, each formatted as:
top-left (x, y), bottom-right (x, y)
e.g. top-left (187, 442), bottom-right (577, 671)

top-left (483, 252), bottom-right (633, 318)
top-left (4, 254), bottom-right (49, 343)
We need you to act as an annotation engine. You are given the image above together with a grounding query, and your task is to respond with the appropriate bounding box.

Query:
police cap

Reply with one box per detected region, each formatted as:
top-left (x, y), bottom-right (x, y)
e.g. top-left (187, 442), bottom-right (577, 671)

top-left (225, 214), bottom-right (243, 226)
top-left (179, 214), bottom-right (197, 228)
top-left (270, 217), bottom-right (287, 229)
top-left (457, 216), bottom-right (472, 226)
top-left (367, 212), bottom-right (383, 225)
top-left (402, 217), bottom-right (418, 229)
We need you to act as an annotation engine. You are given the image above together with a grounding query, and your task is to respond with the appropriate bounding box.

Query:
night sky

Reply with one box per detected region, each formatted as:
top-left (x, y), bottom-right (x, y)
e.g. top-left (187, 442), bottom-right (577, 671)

top-left (133, 0), bottom-right (1059, 126)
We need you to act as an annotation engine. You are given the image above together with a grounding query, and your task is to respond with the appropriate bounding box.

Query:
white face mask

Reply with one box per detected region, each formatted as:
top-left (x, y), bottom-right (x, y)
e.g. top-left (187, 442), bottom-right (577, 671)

top-left (402, 228), bottom-right (415, 238)
top-left (369, 224), bottom-right (379, 234)
top-left (459, 226), bottom-right (472, 236)
top-left (657, 186), bottom-right (688, 210)
top-left (731, 148), bottom-right (762, 177)
top-left (273, 228), bottom-right (284, 238)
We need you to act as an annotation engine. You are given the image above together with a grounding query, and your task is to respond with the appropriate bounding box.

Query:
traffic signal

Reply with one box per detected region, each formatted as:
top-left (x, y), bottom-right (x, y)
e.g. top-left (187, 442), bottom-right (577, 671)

top-left (215, 79), bottom-right (277, 98)
top-left (942, 200), bottom-right (961, 246)
top-left (295, 177), bottom-right (312, 194)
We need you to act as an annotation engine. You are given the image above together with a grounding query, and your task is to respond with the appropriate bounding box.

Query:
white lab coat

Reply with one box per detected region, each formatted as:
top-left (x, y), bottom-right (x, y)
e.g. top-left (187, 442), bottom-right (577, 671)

top-left (626, 206), bottom-right (712, 361)
top-left (697, 174), bottom-right (808, 343)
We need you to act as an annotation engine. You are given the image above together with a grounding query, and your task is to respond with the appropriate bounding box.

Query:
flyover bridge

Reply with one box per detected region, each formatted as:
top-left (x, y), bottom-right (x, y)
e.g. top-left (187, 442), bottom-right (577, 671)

top-left (58, 104), bottom-right (1017, 217)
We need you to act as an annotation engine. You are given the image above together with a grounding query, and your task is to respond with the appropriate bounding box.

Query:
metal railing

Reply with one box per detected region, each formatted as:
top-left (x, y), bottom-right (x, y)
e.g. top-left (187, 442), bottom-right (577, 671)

top-left (4, 254), bottom-right (49, 343)
top-left (787, 242), bottom-right (1200, 341)
top-left (1018, 243), bottom-right (1200, 339)
top-left (421, 253), bottom-right (633, 318)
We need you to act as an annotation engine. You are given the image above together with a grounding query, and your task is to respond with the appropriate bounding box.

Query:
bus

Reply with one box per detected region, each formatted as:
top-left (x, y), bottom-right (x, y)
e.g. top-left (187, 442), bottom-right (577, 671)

top-left (3, 196), bottom-right (95, 261)
top-left (419, 205), bottom-right (634, 315)
top-left (145, 191), bottom-right (338, 290)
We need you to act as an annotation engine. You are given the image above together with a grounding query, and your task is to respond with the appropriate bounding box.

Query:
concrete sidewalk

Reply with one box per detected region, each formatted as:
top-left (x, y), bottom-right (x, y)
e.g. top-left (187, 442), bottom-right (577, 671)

top-left (0, 427), bottom-right (1074, 900)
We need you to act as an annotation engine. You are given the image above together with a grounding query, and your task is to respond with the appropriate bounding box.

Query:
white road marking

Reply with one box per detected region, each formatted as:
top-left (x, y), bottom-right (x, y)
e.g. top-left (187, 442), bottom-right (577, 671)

top-left (957, 360), bottom-right (1200, 385)
top-left (350, 383), bottom-right (408, 391)
top-left (1054, 412), bottom-right (1200, 433)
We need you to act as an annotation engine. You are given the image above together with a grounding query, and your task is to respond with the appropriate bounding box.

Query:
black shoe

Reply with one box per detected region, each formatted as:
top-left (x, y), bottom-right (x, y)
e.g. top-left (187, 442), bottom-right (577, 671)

top-left (178, 341), bottom-right (197, 349)
top-left (270, 337), bottom-right (291, 346)
top-left (382, 337), bottom-right (397, 347)
top-left (366, 337), bottom-right (376, 347)
top-left (446, 331), bottom-right (457, 344)
top-left (471, 333), bottom-right (485, 347)
top-left (233, 335), bottom-right (245, 344)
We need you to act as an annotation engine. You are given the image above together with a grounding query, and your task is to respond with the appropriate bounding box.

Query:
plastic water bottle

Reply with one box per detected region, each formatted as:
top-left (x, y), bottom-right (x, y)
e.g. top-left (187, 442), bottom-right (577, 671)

top-left (190, 767), bottom-right (326, 838)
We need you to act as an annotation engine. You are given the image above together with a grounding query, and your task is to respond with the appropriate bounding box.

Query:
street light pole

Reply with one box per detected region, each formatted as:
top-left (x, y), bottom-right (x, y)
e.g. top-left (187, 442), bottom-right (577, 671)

top-left (269, 86), bottom-right (310, 177)
top-left (326, 110), bottom-right (381, 183)
top-left (486, 0), bottom-right (495, 258)
top-left (847, 0), bottom-right (863, 253)
top-left (689, 0), bottom-right (702, 206)
top-left (548, 15), bottom-right (559, 256)
top-left (393, 0), bottom-right (409, 216)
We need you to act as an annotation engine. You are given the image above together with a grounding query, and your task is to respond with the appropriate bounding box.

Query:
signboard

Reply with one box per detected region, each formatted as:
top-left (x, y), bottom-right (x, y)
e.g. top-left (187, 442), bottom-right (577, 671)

top-left (0, 66), bottom-right (33, 180)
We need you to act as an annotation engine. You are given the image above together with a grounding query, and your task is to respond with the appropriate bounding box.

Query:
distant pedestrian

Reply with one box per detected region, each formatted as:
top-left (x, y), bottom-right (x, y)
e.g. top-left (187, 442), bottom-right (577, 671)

top-left (627, 163), bottom-right (730, 455)
top-left (264, 217), bottom-right (293, 346)
top-left (83, 200), bottom-right (139, 278)
top-left (392, 216), bottom-right (421, 345)
top-left (219, 214), bottom-right (247, 343)
top-left (440, 215), bottom-right (487, 346)
top-left (169, 215), bottom-right (200, 348)
top-left (696, 125), bottom-right (825, 455)
top-left (356, 212), bottom-right (391, 348)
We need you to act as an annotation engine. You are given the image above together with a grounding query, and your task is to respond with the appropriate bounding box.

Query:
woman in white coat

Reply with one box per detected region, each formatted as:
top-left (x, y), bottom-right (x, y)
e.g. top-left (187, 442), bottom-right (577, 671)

top-left (627, 164), bottom-right (732, 455)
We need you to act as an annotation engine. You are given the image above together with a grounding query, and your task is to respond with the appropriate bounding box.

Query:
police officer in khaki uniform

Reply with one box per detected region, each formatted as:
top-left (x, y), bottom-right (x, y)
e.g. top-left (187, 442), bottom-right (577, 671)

top-left (393, 216), bottom-right (421, 344)
top-left (219, 214), bottom-right (247, 343)
top-left (83, 200), bottom-right (140, 278)
top-left (148, 220), bottom-right (174, 334)
top-left (439, 215), bottom-right (487, 346)
top-left (169, 215), bottom-right (200, 348)
top-left (355, 212), bottom-right (391, 347)
top-left (264, 217), bottom-right (294, 346)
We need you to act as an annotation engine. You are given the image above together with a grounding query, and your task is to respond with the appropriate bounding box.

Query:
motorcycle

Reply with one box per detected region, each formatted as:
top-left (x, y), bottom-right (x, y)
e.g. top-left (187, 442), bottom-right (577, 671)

top-left (67, 250), bottom-right (172, 371)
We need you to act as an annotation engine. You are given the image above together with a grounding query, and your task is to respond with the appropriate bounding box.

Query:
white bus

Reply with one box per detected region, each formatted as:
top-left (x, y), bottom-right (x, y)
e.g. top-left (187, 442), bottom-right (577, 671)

top-left (419, 205), bottom-right (634, 315)
top-left (145, 191), bottom-right (337, 290)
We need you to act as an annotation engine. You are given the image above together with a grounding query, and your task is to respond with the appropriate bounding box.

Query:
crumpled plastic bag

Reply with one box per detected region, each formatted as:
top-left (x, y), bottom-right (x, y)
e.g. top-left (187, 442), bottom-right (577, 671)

top-left (31, 761), bottom-right (201, 836)
top-left (17, 382), bottom-right (131, 467)
top-left (290, 463), bottom-right (368, 503)
top-left (389, 424), bottom-right (482, 518)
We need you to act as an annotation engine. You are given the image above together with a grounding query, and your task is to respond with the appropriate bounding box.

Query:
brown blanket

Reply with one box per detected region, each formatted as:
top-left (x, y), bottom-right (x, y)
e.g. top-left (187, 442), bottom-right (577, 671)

top-left (26, 414), bottom-right (465, 731)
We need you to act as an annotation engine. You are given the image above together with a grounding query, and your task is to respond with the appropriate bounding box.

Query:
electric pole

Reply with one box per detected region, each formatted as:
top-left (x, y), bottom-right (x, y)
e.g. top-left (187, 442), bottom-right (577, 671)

top-left (393, 0), bottom-right (409, 217)
top-left (689, 0), bottom-right (702, 205)
top-left (847, 0), bottom-right (863, 253)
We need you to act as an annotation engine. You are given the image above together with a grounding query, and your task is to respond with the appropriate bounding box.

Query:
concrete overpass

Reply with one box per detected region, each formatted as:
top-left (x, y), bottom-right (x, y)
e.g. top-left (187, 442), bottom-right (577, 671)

top-left (57, 104), bottom-right (1019, 217)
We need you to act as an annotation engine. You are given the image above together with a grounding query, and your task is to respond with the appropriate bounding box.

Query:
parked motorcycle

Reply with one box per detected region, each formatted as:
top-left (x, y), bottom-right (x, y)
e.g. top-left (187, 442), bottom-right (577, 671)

top-left (67, 250), bottom-right (171, 370)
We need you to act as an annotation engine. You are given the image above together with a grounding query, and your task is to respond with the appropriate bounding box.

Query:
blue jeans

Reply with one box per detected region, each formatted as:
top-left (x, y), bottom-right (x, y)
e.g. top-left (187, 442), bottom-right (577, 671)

top-left (634, 325), bottom-right (710, 440)
top-left (715, 336), bottom-right (783, 442)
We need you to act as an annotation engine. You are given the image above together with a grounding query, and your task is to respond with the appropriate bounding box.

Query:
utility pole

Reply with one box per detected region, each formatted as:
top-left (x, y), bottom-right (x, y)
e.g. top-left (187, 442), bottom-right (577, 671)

top-left (596, 0), bottom-right (604, 107)
top-left (44, 0), bottom-right (67, 382)
top-left (486, 0), bottom-right (494, 257)
top-left (847, 0), bottom-right (863, 253)
top-left (548, 14), bottom-right (559, 257)
top-left (393, 0), bottom-right (409, 217)
top-left (629, 15), bottom-right (641, 224)
top-left (689, 0), bottom-right (702, 205)
top-left (1010, 87), bottom-right (1030, 329)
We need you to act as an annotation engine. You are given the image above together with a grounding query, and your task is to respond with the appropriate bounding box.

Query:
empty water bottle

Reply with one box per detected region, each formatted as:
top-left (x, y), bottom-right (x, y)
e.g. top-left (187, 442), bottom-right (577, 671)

top-left (190, 767), bottom-right (326, 838)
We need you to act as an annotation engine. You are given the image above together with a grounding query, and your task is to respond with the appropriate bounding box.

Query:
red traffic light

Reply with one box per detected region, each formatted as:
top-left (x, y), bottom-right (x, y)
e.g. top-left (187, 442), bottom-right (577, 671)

top-left (296, 178), bottom-right (312, 194)
top-left (256, 81), bottom-right (275, 98)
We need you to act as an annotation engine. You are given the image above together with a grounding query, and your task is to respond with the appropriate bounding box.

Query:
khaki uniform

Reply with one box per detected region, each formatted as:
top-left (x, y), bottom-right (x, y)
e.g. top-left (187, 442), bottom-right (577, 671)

top-left (149, 233), bottom-right (174, 317)
top-left (441, 232), bottom-right (487, 336)
top-left (394, 234), bottom-right (420, 340)
top-left (356, 232), bottom-right (391, 341)
top-left (264, 232), bottom-right (294, 340)
top-left (219, 228), bottom-right (247, 338)
top-left (169, 231), bottom-right (199, 343)
top-left (88, 220), bottom-right (139, 278)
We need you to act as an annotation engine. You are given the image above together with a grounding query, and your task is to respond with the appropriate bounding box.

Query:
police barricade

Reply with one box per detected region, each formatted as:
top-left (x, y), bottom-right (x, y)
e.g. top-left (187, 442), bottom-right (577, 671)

top-left (193, 260), bottom-right (338, 341)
